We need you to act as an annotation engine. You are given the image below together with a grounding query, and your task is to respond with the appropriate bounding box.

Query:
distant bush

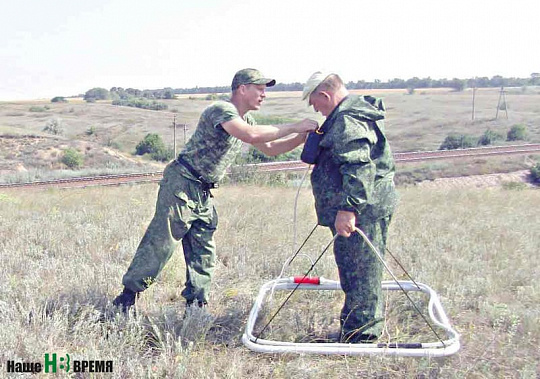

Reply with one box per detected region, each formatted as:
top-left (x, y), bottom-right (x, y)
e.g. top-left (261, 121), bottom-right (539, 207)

top-left (501, 181), bottom-right (527, 191)
top-left (251, 114), bottom-right (295, 125)
top-left (136, 133), bottom-right (166, 156)
top-left (43, 118), bottom-right (64, 135)
top-left (29, 106), bottom-right (47, 112)
top-left (86, 126), bottom-right (97, 136)
top-left (151, 148), bottom-right (174, 162)
top-left (61, 148), bottom-right (84, 169)
top-left (84, 87), bottom-right (109, 102)
top-left (507, 124), bottom-right (528, 141)
top-left (112, 98), bottom-right (168, 111)
top-left (134, 133), bottom-right (173, 162)
top-left (204, 93), bottom-right (229, 101)
top-left (478, 129), bottom-right (504, 146)
top-left (531, 163), bottom-right (540, 183)
top-left (242, 145), bottom-right (302, 163)
top-left (439, 133), bottom-right (477, 150)
top-left (51, 96), bottom-right (68, 103)
top-left (449, 78), bottom-right (466, 92)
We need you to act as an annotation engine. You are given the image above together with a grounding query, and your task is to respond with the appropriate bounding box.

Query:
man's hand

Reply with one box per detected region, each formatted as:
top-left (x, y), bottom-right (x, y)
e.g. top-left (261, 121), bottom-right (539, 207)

top-left (335, 210), bottom-right (356, 237)
top-left (293, 119), bottom-right (318, 134)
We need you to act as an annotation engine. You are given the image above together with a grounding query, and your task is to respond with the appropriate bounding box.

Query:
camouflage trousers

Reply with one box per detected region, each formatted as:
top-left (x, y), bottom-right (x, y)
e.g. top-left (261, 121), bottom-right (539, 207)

top-left (330, 215), bottom-right (392, 338)
top-left (122, 160), bottom-right (218, 304)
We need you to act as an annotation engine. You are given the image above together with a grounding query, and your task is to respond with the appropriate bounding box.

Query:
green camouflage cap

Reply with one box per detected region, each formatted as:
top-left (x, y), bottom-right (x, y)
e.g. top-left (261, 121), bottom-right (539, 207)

top-left (231, 68), bottom-right (276, 90)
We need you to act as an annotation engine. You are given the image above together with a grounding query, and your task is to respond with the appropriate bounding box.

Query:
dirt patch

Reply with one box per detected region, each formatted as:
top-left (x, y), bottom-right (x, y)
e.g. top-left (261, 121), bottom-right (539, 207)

top-left (417, 170), bottom-right (532, 189)
top-left (0, 135), bottom-right (156, 174)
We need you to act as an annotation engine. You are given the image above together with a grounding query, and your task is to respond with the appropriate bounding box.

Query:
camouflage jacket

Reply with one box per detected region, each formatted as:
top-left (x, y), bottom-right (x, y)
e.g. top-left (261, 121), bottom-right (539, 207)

top-left (178, 101), bottom-right (255, 183)
top-left (311, 95), bottom-right (398, 226)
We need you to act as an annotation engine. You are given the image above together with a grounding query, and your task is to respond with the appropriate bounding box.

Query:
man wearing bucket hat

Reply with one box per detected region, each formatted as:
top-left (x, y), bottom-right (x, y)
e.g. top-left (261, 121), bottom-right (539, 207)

top-left (302, 71), bottom-right (398, 343)
top-left (113, 68), bottom-right (318, 312)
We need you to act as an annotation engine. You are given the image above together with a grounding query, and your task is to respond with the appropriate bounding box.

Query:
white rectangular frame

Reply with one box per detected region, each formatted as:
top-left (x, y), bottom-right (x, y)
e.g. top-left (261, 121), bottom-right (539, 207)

top-left (242, 277), bottom-right (460, 357)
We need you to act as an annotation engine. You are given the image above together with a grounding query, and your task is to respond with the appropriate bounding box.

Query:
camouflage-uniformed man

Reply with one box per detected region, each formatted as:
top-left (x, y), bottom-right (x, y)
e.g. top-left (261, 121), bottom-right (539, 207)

top-left (302, 72), bottom-right (398, 343)
top-left (113, 69), bottom-right (318, 311)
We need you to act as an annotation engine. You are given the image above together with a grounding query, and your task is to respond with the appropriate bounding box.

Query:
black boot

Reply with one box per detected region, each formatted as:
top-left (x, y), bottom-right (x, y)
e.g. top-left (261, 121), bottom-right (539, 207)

top-left (186, 300), bottom-right (208, 308)
top-left (183, 300), bottom-right (208, 319)
top-left (112, 288), bottom-right (139, 313)
top-left (341, 331), bottom-right (378, 343)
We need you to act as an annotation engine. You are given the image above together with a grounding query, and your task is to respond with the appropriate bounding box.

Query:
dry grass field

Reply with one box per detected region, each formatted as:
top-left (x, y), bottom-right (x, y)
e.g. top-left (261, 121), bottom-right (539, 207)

top-left (1, 87), bottom-right (539, 184)
top-left (0, 182), bottom-right (539, 378)
top-left (0, 87), bottom-right (539, 377)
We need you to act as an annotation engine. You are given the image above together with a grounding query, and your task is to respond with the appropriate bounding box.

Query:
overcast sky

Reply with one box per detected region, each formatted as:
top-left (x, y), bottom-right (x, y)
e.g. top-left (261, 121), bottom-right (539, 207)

top-left (1, 0), bottom-right (538, 100)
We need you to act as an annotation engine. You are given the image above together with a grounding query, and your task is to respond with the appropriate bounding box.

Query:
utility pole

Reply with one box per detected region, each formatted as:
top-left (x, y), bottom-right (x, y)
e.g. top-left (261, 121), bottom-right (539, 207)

top-left (173, 115), bottom-right (177, 157)
top-left (495, 86), bottom-right (508, 119)
top-left (183, 123), bottom-right (188, 145)
top-left (471, 86), bottom-right (477, 120)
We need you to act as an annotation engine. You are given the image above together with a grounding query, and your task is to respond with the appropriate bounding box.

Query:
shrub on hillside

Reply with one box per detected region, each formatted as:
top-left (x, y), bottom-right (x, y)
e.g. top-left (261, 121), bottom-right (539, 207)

top-left (135, 133), bottom-right (166, 156)
top-left (151, 148), bottom-right (174, 162)
top-left (51, 96), bottom-right (68, 103)
top-left (507, 124), bottom-right (528, 141)
top-left (61, 148), bottom-right (84, 169)
top-left (242, 145), bottom-right (302, 163)
top-left (251, 114), bottom-right (295, 125)
top-left (43, 118), bottom-right (64, 135)
top-left (478, 129), bottom-right (504, 146)
top-left (84, 87), bottom-right (110, 102)
top-left (439, 133), bottom-right (477, 150)
top-left (112, 98), bottom-right (168, 111)
top-left (531, 163), bottom-right (540, 183)
top-left (135, 133), bottom-right (174, 162)
top-left (86, 126), bottom-right (97, 136)
top-left (29, 106), bottom-right (48, 112)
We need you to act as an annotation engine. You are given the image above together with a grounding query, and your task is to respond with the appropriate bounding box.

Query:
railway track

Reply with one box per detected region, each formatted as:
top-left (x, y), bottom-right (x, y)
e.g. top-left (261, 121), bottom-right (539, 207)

top-left (1, 144), bottom-right (539, 190)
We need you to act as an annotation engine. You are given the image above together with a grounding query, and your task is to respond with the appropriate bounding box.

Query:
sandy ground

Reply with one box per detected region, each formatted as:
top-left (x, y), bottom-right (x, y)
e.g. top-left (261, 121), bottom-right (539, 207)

top-left (417, 170), bottom-right (532, 188)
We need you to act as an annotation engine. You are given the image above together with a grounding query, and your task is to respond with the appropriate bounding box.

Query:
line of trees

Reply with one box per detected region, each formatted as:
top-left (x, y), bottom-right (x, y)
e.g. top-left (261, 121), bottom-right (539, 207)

top-left (343, 74), bottom-right (539, 92)
top-left (174, 73), bottom-right (540, 95)
top-left (81, 73), bottom-right (539, 101)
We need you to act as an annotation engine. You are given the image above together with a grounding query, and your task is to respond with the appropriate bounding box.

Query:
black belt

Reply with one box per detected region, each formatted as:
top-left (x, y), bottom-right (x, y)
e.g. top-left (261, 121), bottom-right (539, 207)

top-left (176, 156), bottom-right (219, 189)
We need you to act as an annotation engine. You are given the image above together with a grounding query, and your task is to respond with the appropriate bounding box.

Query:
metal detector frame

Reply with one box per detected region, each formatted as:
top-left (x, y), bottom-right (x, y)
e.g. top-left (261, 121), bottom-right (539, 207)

top-left (242, 277), bottom-right (460, 357)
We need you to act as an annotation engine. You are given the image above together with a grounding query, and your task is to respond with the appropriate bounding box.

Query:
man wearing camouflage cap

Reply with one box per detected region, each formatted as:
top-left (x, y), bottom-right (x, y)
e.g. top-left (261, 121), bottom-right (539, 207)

top-left (113, 68), bottom-right (318, 312)
top-left (302, 71), bottom-right (398, 343)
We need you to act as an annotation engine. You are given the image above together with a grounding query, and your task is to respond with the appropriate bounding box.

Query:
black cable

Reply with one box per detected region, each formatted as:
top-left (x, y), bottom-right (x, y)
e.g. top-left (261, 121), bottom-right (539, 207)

top-left (254, 235), bottom-right (336, 342)
top-left (384, 246), bottom-right (422, 290)
top-left (255, 226), bottom-right (447, 348)
top-left (287, 223), bottom-right (318, 266)
top-left (354, 228), bottom-right (446, 347)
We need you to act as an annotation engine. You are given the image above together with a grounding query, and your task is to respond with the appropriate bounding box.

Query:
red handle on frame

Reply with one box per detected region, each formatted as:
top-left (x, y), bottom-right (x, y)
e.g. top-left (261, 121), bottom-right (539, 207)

top-left (293, 276), bottom-right (320, 285)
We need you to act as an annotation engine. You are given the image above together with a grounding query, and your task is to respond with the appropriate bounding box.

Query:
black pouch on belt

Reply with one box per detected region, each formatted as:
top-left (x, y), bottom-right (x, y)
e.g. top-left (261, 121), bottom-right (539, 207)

top-left (300, 131), bottom-right (324, 164)
top-left (300, 118), bottom-right (331, 165)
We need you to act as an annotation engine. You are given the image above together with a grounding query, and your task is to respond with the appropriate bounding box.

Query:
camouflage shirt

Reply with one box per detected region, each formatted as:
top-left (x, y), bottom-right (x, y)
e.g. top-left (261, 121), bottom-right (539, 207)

top-left (311, 95), bottom-right (398, 226)
top-left (178, 101), bottom-right (255, 183)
